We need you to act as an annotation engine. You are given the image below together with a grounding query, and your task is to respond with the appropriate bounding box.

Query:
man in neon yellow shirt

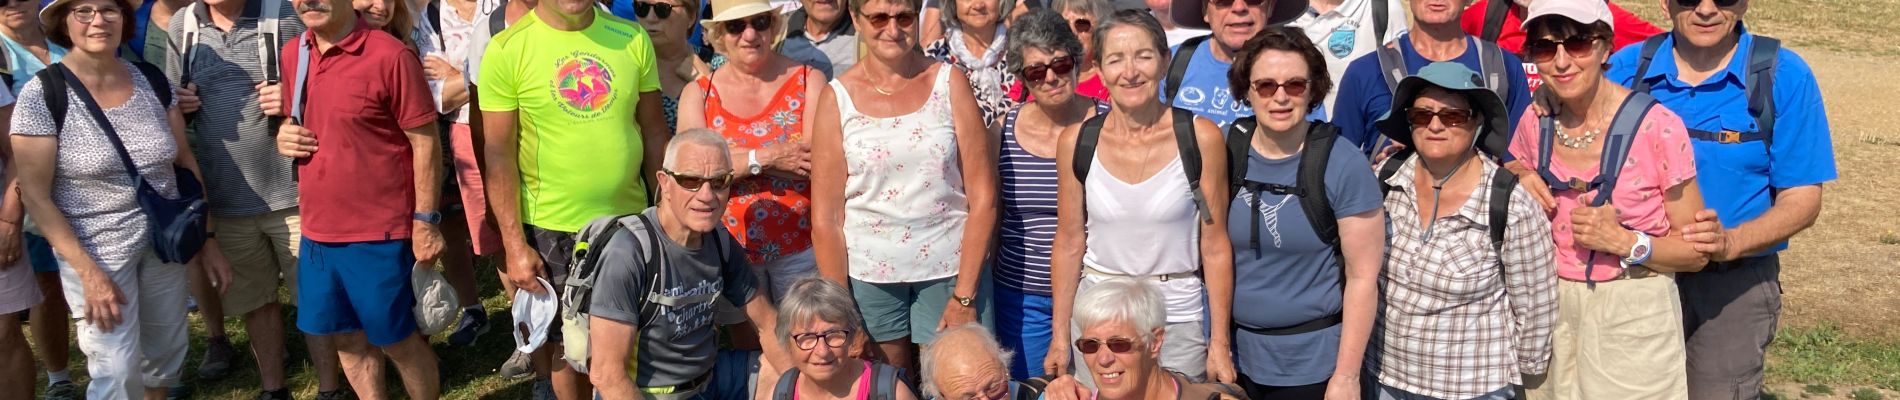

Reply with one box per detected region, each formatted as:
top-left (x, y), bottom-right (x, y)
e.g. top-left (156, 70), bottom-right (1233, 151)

top-left (477, 0), bottom-right (668, 396)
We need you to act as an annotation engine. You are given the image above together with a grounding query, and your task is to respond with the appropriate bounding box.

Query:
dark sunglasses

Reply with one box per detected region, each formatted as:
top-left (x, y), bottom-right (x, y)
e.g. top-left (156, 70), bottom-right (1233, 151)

top-left (860, 11), bottom-right (918, 29)
top-left (632, 1), bottom-right (674, 19)
top-left (662, 169), bottom-right (734, 192)
top-left (1019, 56), bottom-right (1077, 84)
top-left (1210, 0), bottom-right (1267, 9)
top-left (1671, 0), bottom-right (1740, 8)
top-left (1074, 337), bottom-right (1138, 355)
top-left (1405, 107), bottom-right (1476, 127)
top-left (1249, 78), bottom-right (1309, 98)
top-left (790, 329), bottom-right (853, 350)
top-left (1070, 18), bottom-right (1092, 34)
top-left (1522, 35), bottom-right (1600, 63)
top-left (720, 14), bottom-right (773, 35)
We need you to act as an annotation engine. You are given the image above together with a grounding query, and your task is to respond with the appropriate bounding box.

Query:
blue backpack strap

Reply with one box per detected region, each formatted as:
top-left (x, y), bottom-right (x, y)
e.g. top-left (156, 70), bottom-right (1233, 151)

top-left (771, 368), bottom-right (800, 400)
top-left (1590, 92), bottom-right (1660, 207)
top-left (1535, 114), bottom-right (1562, 190)
top-left (1746, 36), bottom-right (1780, 147)
top-left (1630, 34), bottom-right (1668, 93)
top-left (871, 363), bottom-right (901, 400)
top-left (1165, 35), bottom-right (1209, 102)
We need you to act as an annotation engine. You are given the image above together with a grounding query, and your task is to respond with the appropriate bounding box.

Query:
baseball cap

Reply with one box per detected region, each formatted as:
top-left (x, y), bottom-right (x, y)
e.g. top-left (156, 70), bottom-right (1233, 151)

top-left (1521, 0), bottom-right (1615, 29)
top-left (512, 277), bottom-right (558, 354)
top-left (411, 262), bottom-right (460, 336)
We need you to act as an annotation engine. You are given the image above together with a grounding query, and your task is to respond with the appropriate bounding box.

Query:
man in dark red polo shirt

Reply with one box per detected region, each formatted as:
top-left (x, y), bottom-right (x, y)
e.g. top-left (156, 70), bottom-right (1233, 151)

top-left (274, 0), bottom-right (445, 397)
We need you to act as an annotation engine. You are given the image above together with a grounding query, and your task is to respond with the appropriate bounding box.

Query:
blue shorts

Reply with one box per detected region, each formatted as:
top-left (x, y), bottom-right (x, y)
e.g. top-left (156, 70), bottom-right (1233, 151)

top-left (994, 285), bottom-right (1054, 379)
top-left (295, 238), bottom-right (418, 347)
top-left (25, 233), bottom-right (57, 273)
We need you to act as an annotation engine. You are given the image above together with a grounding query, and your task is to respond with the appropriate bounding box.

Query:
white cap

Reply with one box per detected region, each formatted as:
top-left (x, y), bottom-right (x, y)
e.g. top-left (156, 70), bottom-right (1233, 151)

top-left (512, 278), bottom-right (558, 354)
top-left (411, 263), bottom-right (461, 337)
top-left (1521, 0), bottom-right (1615, 30)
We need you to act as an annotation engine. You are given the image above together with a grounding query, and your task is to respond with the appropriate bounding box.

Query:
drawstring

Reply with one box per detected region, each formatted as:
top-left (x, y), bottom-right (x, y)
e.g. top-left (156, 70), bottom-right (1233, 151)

top-left (1419, 154), bottom-right (1473, 244)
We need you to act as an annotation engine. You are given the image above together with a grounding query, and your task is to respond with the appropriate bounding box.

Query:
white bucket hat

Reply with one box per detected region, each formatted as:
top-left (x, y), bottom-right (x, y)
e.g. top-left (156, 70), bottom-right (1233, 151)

top-left (411, 263), bottom-right (460, 336)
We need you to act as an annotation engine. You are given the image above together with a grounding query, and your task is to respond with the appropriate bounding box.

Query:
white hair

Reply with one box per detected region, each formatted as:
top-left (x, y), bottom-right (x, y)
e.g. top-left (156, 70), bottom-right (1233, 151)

top-left (662, 128), bottom-right (732, 170)
top-left (1072, 278), bottom-right (1166, 343)
top-left (919, 323), bottom-right (1015, 399)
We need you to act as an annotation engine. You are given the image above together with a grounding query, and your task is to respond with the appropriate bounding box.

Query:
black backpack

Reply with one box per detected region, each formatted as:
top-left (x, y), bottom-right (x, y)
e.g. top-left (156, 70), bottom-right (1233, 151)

top-left (1225, 118), bottom-right (1353, 335)
top-left (1632, 33), bottom-right (1781, 146)
top-left (1477, 0), bottom-right (1513, 43)
top-left (41, 61), bottom-right (174, 132)
top-left (1073, 107), bottom-right (1213, 224)
top-left (770, 362), bottom-right (906, 400)
top-left (560, 212), bottom-right (730, 374)
top-left (1532, 92), bottom-right (1659, 283)
top-left (1164, 35), bottom-right (1209, 102)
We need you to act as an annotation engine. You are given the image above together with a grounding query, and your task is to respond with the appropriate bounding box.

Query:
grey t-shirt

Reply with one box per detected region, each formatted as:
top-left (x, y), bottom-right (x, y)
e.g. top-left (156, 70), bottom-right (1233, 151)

top-left (164, 0), bottom-right (307, 217)
top-left (590, 208), bottom-right (756, 387)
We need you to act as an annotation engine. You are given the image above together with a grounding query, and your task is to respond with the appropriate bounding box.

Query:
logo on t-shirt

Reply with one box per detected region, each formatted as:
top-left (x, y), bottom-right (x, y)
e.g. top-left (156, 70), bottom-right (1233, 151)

top-left (550, 52), bottom-right (617, 119)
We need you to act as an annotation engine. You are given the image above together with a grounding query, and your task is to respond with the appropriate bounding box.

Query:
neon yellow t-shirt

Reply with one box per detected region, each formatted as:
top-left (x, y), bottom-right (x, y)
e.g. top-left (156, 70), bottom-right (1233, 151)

top-left (478, 9), bottom-right (660, 232)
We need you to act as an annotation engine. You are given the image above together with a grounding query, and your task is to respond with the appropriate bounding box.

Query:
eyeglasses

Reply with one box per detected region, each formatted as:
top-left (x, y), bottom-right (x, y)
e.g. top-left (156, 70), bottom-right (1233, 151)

top-left (1522, 35), bottom-right (1600, 63)
top-left (720, 14), bottom-right (773, 35)
top-left (790, 329), bottom-right (853, 350)
top-left (1074, 337), bottom-right (1138, 354)
top-left (1249, 78), bottom-right (1309, 98)
top-left (1671, 0), bottom-right (1740, 8)
top-left (1019, 55), bottom-right (1077, 84)
top-left (1210, 0), bottom-right (1267, 9)
top-left (1070, 18), bottom-right (1092, 34)
top-left (662, 169), bottom-right (734, 192)
top-left (633, 1), bottom-right (676, 19)
top-left (69, 5), bottom-right (123, 24)
top-left (1405, 107), bottom-right (1477, 127)
top-left (859, 11), bottom-right (918, 29)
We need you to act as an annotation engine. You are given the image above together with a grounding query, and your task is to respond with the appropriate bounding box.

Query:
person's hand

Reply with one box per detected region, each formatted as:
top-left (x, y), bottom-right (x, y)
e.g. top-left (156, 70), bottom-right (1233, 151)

top-left (505, 247), bottom-right (546, 293)
top-left (194, 240), bottom-right (233, 295)
top-left (79, 266), bottom-right (128, 331)
top-left (257, 82), bottom-right (284, 117)
top-left (422, 55), bottom-right (462, 81)
top-left (1206, 347), bottom-right (1237, 384)
top-left (277, 123), bottom-right (317, 157)
top-left (0, 221), bottom-right (22, 267)
top-left (413, 221), bottom-right (445, 264)
top-left (1679, 208), bottom-right (1734, 261)
top-left (1043, 339), bottom-right (1071, 377)
top-left (1041, 375), bottom-right (1092, 400)
top-left (761, 142), bottom-right (812, 177)
top-left (936, 296), bottom-right (977, 331)
top-left (1530, 84), bottom-right (1558, 117)
top-left (175, 83), bottom-right (202, 115)
top-left (1324, 374), bottom-right (1360, 400)
top-left (1369, 142), bottom-right (1407, 166)
top-left (1504, 160), bottom-right (1557, 212)
top-left (1569, 205), bottom-right (1633, 254)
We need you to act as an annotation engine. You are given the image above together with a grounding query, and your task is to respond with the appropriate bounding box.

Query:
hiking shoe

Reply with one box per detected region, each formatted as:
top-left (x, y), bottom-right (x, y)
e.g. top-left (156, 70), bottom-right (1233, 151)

top-left (447, 308), bottom-right (490, 347)
top-left (42, 381), bottom-right (77, 400)
top-left (499, 349), bottom-right (534, 380)
top-left (198, 335), bottom-right (236, 380)
top-left (532, 379), bottom-right (556, 400)
top-left (314, 390), bottom-right (354, 400)
top-left (255, 389), bottom-right (291, 400)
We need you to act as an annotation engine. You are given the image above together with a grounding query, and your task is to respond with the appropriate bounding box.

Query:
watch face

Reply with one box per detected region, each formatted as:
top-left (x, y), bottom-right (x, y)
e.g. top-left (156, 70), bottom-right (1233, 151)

top-left (1634, 244), bottom-right (1651, 259)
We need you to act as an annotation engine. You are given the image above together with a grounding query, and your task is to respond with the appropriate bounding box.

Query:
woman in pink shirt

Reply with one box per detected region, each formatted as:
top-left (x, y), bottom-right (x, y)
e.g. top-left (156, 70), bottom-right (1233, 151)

top-left (1505, 2), bottom-right (1713, 398)
top-left (770, 279), bottom-right (918, 400)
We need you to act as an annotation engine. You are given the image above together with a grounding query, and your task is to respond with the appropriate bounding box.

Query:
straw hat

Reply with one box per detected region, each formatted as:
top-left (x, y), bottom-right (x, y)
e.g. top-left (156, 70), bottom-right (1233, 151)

top-left (701, 0), bottom-right (776, 27)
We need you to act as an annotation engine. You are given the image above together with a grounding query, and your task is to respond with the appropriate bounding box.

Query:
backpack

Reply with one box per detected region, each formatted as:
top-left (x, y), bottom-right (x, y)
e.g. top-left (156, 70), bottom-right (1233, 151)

top-left (1369, 38), bottom-right (1508, 155)
top-left (0, 46), bottom-right (13, 92)
top-left (1073, 107), bottom-right (1214, 224)
top-left (1632, 34), bottom-right (1780, 146)
top-left (559, 212), bottom-right (731, 375)
top-left (1532, 92), bottom-right (1658, 283)
top-left (770, 362), bottom-right (906, 400)
top-left (42, 62), bottom-right (175, 133)
top-left (1164, 35), bottom-right (1209, 102)
top-left (1171, 371), bottom-right (1245, 400)
top-left (490, 0), bottom-right (513, 36)
top-left (1011, 377), bottom-right (1050, 400)
top-left (1224, 119), bottom-right (1349, 335)
top-left (1477, 0), bottom-right (1513, 43)
top-left (1375, 149), bottom-right (1520, 279)
top-left (177, 0), bottom-right (285, 86)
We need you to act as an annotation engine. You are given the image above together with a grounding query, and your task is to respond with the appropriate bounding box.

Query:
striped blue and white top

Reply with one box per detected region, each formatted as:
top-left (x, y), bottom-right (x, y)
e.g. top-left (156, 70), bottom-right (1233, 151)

top-left (995, 101), bottom-right (1108, 296)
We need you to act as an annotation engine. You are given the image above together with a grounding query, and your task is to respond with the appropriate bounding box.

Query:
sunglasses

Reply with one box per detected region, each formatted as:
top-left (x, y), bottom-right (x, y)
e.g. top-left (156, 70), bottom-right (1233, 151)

top-left (1074, 337), bottom-right (1139, 355)
top-left (1522, 35), bottom-right (1600, 63)
top-left (720, 14), bottom-right (773, 35)
top-left (1070, 18), bottom-right (1092, 34)
top-left (1405, 107), bottom-right (1477, 127)
top-left (790, 329), bottom-right (853, 350)
top-left (1249, 78), bottom-right (1309, 98)
top-left (1210, 0), bottom-right (1267, 9)
top-left (1671, 0), bottom-right (1741, 8)
top-left (633, 1), bottom-right (675, 19)
top-left (662, 169), bottom-right (734, 192)
top-left (1019, 56), bottom-right (1077, 84)
top-left (860, 11), bottom-right (918, 29)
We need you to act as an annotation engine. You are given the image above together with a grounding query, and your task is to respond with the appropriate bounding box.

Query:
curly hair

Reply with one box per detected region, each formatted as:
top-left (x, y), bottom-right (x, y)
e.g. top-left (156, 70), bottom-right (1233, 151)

top-left (1225, 26), bottom-right (1332, 107)
top-left (1003, 8), bottom-right (1082, 75)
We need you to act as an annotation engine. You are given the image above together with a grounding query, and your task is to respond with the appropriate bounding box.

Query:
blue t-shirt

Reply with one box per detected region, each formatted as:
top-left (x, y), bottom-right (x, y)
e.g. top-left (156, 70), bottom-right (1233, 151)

top-left (1227, 128), bottom-right (1383, 386)
top-left (1332, 34), bottom-right (1532, 157)
top-left (1162, 39), bottom-right (1251, 129)
top-left (1605, 29), bottom-right (1836, 255)
top-left (0, 36), bottom-right (66, 95)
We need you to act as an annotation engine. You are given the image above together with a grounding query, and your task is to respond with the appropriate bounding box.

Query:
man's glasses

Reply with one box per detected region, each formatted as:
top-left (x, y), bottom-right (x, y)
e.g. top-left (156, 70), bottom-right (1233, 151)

top-left (1522, 35), bottom-right (1600, 63)
top-left (1019, 56), bottom-right (1076, 84)
top-left (790, 329), bottom-right (852, 350)
top-left (1672, 0), bottom-right (1740, 8)
top-left (1074, 337), bottom-right (1138, 354)
top-left (1069, 18), bottom-right (1091, 35)
top-left (662, 169), bottom-right (734, 192)
top-left (1249, 78), bottom-right (1309, 98)
top-left (1210, 0), bottom-right (1267, 9)
top-left (70, 5), bottom-right (123, 24)
top-left (1405, 107), bottom-right (1476, 127)
top-left (720, 14), bottom-right (773, 35)
top-left (633, 1), bottom-right (676, 19)
top-left (860, 12), bottom-right (918, 29)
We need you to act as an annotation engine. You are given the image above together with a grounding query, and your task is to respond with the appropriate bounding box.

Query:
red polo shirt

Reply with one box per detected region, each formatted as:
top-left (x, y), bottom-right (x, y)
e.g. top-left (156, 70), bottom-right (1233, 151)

top-left (281, 22), bottom-right (439, 243)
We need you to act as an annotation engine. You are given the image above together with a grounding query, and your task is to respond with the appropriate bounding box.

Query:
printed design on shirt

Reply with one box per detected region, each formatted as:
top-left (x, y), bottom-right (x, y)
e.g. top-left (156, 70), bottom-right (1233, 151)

top-left (658, 279), bottom-right (722, 340)
top-left (1326, 27), bottom-right (1356, 59)
top-left (550, 51), bottom-right (617, 119)
top-left (1239, 189), bottom-right (1296, 248)
top-left (1174, 85), bottom-right (1249, 128)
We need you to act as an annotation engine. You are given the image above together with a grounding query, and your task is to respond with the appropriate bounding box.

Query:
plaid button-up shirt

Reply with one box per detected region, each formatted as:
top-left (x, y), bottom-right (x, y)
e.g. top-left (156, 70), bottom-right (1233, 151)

top-left (1367, 156), bottom-right (1559, 399)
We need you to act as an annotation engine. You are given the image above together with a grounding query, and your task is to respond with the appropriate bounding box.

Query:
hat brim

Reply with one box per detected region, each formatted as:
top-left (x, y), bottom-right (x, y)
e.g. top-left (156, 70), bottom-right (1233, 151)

top-left (701, 3), bottom-right (776, 28)
top-left (1374, 75), bottom-right (1512, 153)
top-left (39, 0), bottom-right (75, 32)
top-left (1172, 0), bottom-right (1308, 30)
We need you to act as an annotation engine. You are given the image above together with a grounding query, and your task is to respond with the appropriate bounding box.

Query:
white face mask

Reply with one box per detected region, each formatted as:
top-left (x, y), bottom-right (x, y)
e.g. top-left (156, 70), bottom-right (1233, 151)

top-left (512, 277), bottom-right (558, 353)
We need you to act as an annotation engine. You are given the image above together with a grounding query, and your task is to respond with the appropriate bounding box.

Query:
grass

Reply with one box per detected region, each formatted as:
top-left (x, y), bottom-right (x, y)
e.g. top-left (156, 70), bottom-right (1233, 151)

top-left (1854, 388), bottom-right (1887, 400)
top-left (1771, 324), bottom-right (1900, 392)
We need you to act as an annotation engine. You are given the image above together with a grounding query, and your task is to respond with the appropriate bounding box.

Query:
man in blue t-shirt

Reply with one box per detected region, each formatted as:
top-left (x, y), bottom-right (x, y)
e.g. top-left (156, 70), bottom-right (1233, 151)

top-left (1603, 2), bottom-right (1835, 399)
top-left (1159, 0), bottom-right (1307, 128)
top-left (1330, 0), bottom-right (1531, 157)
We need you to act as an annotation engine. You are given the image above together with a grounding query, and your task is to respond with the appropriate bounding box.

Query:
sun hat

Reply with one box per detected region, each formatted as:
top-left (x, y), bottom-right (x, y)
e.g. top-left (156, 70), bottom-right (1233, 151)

top-left (1373, 62), bottom-right (1512, 151)
top-left (512, 277), bottom-right (558, 354)
top-left (702, 0), bottom-right (776, 28)
top-left (411, 262), bottom-right (461, 336)
top-left (1170, 0), bottom-right (1307, 31)
top-left (1520, 0), bottom-right (1614, 29)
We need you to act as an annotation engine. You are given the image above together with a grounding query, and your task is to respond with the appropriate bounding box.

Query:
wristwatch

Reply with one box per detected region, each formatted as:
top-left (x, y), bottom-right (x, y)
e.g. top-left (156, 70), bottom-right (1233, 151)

top-left (747, 150), bottom-right (763, 175)
top-left (1622, 230), bottom-right (1653, 266)
top-left (413, 211), bottom-right (443, 225)
top-left (954, 293), bottom-right (975, 308)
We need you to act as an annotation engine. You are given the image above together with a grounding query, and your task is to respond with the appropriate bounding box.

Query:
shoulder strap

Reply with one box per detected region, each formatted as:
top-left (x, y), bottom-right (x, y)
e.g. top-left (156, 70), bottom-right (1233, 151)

top-left (427, 1), bottom-right (444, 37)
top-left (1375, 44), bottom-right (1405, 93)
top-left (1225, 117), bottom-right (1256, 193)
top-left (1535, 113), bottom-right (1558, 187)
top-left (1589, 92), bottom-right (1659, 206)
top-left (629, 214), bottom-right (667, 328)
top-left (1479, 0), bottom-right (1511, 42)
top-left (1370, 0), bottom-right (1389, 45)
top-left (1487, 165), bottom-right (1518, 253)
top-left (1376, 148), bottom-right (1413, 194)
top-left (1746, 36), bottom-right (1780, 147)
top-left (771, 368), bottom-right (801, 400)
top-left (0, 45), bottom-right (14, 93)
top-left (289, 34), bottom-right (311, 123)
top-left (1297, 124), bottom-right (1340, 249)
top-left (1073, 113), bottom-right (1107, 185)
top-left (261, 0), bottom-right (283, 84)
top-left (36, 68), bottom-right (66, 133)
top-left (1166, 35), bottom-right (1208, 101)
top-left (133, 61), bottom-right (174, 108)
top-left (1630, 34), bottom-right (1667, 93)
top-left (1172, 108), bottom-right (1210, 224)
top-left (1013, 378), bottom-right (1050, 400)
top-left (871, 363), bottom-right (900, 400)
top-left (45, 64), bottom-right (149, 188)
top-left (178, 2), bottom-right (200, 85)
top-left (1477, 39), bottom-right (1508, 102)
top-left (489, 0), bottom-right (512, 35)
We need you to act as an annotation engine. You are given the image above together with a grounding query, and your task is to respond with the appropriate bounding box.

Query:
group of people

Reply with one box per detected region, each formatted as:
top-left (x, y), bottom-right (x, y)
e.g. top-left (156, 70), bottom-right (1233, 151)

top-left (0, 0), bottom-right (1834, 399)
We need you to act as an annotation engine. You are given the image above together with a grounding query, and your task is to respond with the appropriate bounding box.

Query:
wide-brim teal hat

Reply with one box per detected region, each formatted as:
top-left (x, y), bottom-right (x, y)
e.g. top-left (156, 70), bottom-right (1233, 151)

top-left (1374, 61), bottom-right (1512, 154)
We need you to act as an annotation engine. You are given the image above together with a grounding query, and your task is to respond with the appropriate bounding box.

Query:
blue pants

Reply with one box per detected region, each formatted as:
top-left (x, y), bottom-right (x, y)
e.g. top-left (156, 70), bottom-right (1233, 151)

top-left (296, 238), bottom-right (418, 346)
top-left (994, 285), bottom-right (1053, 379)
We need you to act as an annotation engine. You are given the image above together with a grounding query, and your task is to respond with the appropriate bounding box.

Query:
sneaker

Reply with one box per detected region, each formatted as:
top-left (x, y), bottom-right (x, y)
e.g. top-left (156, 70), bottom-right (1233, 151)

top-left (254, 389), bottom-right (291, 400)
top-left (42, 381), bottom-right (77, 400)
top-left (531, 379), bottom-right (556, 400)
top-left (198, 335), bottom-right (236, 380)
top-left (314, 390), bottom-right (354, 400)
top-left (499, 350), bottom-right (534, 380)
top-left (447, 308), bottom-right (490, 347)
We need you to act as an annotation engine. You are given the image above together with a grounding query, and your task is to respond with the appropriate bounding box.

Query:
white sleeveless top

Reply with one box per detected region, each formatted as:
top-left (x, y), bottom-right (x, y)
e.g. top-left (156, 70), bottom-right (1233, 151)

top-left (1082, 155), bottom-right (1206, 323)
top-left (832, 65), bottom-right (970, 284)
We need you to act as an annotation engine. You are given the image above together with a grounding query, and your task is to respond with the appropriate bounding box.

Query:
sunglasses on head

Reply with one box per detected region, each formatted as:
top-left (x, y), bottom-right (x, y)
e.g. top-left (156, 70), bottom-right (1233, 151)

top-left (860, 11), bottom-right (918, 29)
top-left (1522, 35), bottom-right (1600, 63)
top-left (1070, 18), bottom-right (1091, 34)
top-left (1405, 107), bottom-right (1476, 127)
top-left (1671, 0), bottom-right (1741, 8)
top-left (633, 1), bottom-right (675, 19)
top-left (720, 14), bottom-right (773, 35)
top-left (1249, 78), bottom-right (1309, 98)
top-left (662, 169), bottom-right (734, 192)
top-left (1074, 337), bottom-right (1139, 355)
top-left (1019, 56), bottom-right (1077, 84)
top-left (1210, 0), bottom-right (1267, 9)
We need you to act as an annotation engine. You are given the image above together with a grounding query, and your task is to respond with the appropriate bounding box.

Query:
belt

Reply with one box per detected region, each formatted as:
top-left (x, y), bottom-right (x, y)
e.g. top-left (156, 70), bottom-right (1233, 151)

top-left (1082, 265), bottom-right (1197, 282)
top-left (1701, 254), bottom-right (1775, 273)
top-left (1236, 313), bottom-right (1342, 336)
top-left (638, 372), bottom-right (712, 399)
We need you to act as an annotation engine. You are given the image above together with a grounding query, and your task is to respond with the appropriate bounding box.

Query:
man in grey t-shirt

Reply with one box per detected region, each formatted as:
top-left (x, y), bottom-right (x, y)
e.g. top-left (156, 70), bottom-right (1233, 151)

top-left (588, 129), bottom-right (790, 398)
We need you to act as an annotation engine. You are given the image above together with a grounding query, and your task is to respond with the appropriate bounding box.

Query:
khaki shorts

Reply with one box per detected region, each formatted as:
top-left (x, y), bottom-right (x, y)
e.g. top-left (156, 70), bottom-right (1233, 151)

top-left (1523, 270), bottom-right (1687, 400)
top-left (216, 208), bottom-right (303, 315)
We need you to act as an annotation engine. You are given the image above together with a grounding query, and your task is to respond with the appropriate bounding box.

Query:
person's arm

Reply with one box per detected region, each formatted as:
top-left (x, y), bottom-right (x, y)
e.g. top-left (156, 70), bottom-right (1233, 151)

top-left (0, 105), bottom-right (24, 267)
top-left (15, 133), bottom-right (129, 329)
top-left (638, 91), bottom-right (669, 200)
top-left (1570, 178), bottom-right (1710, 273)
top-left (425, 55), bottom-right (471, 114)
top-left (936, 70), bottom-right (998, 330)
top-left (1692, 56), bottom-right (1834, 261)
top-left (1189, 117), bottom-right (1237, 384)
top-left (1043, 121), bottom-right (1085, 376)
top-left (810, 84), bottom-right (848, 285)
top-left (1499, 191), bottom-right (1558, 376)
top-left (480, 108), bottom-right (543, 290)
top-left (407, 121), bottom-right (444, 264)
top-left (1329, 208), bottom-right (1382, 394)
top-left (1708, 185), bottom-right (1821, 260)
top-left (744, 291), bottom-right (789, 373)
top-left (587, 316), bottom-right (640, 399)
top-left (167, 103), bottom-right (230, 292)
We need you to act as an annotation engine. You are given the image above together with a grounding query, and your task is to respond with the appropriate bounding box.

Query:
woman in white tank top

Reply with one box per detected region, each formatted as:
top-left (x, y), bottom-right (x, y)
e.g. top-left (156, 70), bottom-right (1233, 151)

top-left (1045, 10), bottom-right (1238, 386)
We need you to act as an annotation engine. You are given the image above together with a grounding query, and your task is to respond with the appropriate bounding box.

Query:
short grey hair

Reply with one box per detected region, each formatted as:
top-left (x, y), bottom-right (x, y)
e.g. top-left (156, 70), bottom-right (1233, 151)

top-left (1089, 9), bottom-right (1168, 67)
top-left (936, 0), bottom-right (1015, 33)
top-left (1004, 8), bottom-right (1085, 74)
top-left (773, 278), bottom-right (865, 347)
top-left (1072, 278), bottom-right (1165, 344)
top-left (662, 128), bottom-right (732, 170)
top-left (919, 323), bottom-right (1015, 399)
top-left (1050, 0), bottom-right (1110, 32)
